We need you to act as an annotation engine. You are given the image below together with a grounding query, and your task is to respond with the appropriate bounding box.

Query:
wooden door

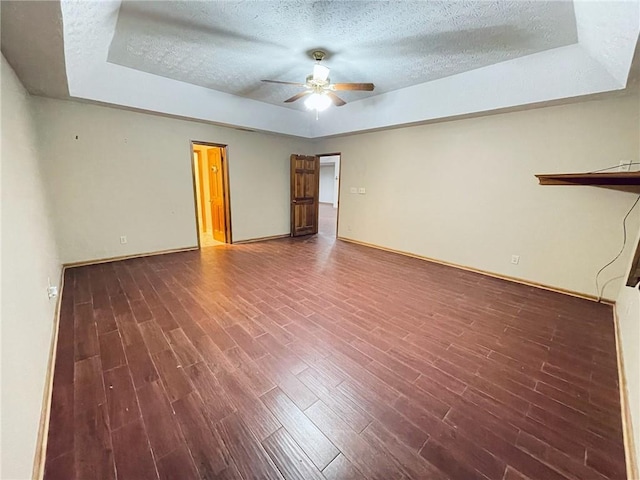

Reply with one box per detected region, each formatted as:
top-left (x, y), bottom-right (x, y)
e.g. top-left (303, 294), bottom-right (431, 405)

top-left (290, 154), bottom-right (320, 237)
top-left (207, 147), bottom-right (226, 242)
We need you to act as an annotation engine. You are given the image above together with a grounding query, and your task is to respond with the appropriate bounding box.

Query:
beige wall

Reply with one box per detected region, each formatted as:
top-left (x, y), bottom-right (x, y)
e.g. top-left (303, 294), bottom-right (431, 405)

top-left (315, 94), bottom-right (640, 300)
top-left (615, 221), bottom-right (640, 475)
top-left (1, 55), bottom-right (61, 479)
top-left (33, 97), bottom-right (310, 263)
top-left (617, 285), bottom-right (640, 476)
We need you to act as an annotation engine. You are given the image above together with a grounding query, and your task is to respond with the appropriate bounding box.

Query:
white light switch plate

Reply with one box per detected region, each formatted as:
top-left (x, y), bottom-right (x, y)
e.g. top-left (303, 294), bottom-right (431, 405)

top-left (47, 285), bottom-right (58, 299)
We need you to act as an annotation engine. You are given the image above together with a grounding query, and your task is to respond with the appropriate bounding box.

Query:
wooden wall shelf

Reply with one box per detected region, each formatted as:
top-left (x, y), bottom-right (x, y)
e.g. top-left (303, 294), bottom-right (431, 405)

top-left (536, 171), bottom-right (640, 287)
top-left (535, 172), bottom-right (640, 194)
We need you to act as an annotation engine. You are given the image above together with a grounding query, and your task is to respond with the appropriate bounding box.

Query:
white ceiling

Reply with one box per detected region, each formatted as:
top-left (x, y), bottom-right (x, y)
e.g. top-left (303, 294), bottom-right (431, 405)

top-left (106, 1), bottom-right (578, 108)
top-left (2, 0), bottom-right (639, 138)
top-left (0, 1), bottom-right (68, 98)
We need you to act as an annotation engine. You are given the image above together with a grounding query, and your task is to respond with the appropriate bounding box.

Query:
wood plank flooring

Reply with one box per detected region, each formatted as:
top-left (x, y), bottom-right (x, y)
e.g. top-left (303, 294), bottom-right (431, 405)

top-left (44, 232), bottom-right (626, 479)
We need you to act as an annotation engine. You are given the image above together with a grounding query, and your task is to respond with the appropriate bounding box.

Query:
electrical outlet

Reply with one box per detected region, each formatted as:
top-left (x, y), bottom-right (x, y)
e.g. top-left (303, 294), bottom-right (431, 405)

top-left (350, 187), bottom-right (357, 194)
top-left (620, 161), bottom-right (631, 172)
top-left (47, 285), bottom-right (58, 299)
top-left (358, 187), bottom-right (366, 194)
top-left (511, 255), bottom-right (520, 265)
top-left (120, 235), bottom-right (127, 244)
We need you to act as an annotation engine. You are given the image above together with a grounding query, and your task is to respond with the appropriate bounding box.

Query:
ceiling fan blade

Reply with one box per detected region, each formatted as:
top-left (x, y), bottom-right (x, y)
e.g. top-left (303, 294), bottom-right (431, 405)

top-left (332, 83), bottom-right (375, 91)
top-left (261, 79), bottom-right (306, 86)
top-left (327, 92), bottom-right (346, 106)
top-left (284, 91), bottom-right (312, 103)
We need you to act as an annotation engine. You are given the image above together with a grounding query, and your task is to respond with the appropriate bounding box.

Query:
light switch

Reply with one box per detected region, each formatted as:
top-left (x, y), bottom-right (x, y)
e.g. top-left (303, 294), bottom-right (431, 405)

top-left (358, 187), bottom-right (366, 194)
top-left (350, 187), bottom-right (357, 194)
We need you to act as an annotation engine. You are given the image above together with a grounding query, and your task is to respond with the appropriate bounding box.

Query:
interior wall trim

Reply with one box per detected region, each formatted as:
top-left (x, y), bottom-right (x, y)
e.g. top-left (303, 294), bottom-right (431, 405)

top-left (337, 236), bottom-right (615, 304)
top-left (613, 306), bottom-right (639, 480)
top-left (32, 267), bottom-right (65, 480)
top-left (233, 233), bottom-right (290, 245)
top-left (63, 246), bottom-right (199, 268)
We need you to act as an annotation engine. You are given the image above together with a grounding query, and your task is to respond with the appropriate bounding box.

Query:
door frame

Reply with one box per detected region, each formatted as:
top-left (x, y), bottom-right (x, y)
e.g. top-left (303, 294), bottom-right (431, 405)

top-left (189, 141), bottom-right (233, 246)
top-left (194, 149), bottom-right (208, 233)
top-left (316, 152), bottom-right (342, 237)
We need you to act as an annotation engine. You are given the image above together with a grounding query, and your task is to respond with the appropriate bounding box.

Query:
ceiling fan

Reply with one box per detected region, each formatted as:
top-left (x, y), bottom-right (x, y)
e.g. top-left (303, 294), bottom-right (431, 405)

top-left (261, 50), bottom-right (374, 113)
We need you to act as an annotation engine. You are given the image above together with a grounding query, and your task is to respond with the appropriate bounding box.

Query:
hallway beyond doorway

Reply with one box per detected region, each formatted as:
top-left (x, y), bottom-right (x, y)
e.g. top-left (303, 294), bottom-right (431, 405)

top-left (191, 142), bottom-right (231, 247)
top-left (318, 203), bottom-right (337, 238)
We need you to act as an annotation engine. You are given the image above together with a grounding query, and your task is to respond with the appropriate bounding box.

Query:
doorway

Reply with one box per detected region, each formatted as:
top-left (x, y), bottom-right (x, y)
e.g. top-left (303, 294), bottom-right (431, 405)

top-left (191, 142), bottom-right (232, 247)
top-left (317, 153), bottom-right (340, 238)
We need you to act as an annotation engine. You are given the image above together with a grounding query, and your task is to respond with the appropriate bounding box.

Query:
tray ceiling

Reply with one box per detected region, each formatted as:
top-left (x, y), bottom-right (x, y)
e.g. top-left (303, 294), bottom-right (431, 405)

top-left (107, 1), bottom-right (578, 107)
top-left (2, 0), bottom-right (639, 138)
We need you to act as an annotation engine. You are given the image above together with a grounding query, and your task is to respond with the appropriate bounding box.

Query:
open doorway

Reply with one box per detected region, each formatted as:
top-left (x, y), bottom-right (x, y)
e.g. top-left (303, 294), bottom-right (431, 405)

top-left (317, 153), bottom-right (341, 238)
top-left (191, 142), bottom-right (232, 247)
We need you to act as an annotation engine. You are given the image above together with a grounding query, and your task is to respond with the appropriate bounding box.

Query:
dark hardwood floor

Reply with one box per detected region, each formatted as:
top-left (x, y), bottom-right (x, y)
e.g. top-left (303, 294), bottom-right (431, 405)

top-left (44, 227), bottom-right (627, 479)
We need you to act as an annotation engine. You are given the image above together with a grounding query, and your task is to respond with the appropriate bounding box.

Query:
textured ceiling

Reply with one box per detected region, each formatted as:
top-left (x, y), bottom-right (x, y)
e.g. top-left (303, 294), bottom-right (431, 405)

top-left (2, 0), bottom-right (638, 137)
top-left (107, 0), bottom-right (578, 108)
top-left (0, 1), bottom-right (69, 98)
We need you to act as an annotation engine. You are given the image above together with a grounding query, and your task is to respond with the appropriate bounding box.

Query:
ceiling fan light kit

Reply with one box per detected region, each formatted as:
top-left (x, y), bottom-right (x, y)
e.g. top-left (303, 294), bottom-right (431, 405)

top-left (312, 64), bottom-right (330, 83)
top-left (261, 49), bottom-right (375, 115)
top-left (304, 92), bottom-right (332, 112)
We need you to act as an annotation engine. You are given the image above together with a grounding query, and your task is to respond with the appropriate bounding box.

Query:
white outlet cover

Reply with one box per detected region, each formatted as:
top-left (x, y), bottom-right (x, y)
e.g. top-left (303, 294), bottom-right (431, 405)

top-left (511, 255), bottom-right (520, 265)
top-left (350, 187), bottom-right (357, 194)
top-left (358, 187), bottom-right (366, 194)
